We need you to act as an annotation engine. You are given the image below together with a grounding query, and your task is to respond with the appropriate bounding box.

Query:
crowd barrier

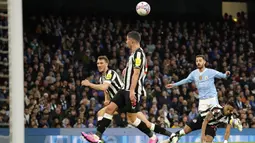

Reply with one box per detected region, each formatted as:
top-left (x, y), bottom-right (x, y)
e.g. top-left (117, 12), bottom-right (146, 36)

top-left (0, 128), bottom-right (254, 143)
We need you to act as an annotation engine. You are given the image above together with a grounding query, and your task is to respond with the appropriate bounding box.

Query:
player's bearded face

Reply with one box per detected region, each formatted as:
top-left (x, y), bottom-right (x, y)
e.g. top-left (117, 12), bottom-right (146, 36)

top-left (97, 60), bottom-right (107, 73)
top-left (196, 57), bottom-right (205, 69)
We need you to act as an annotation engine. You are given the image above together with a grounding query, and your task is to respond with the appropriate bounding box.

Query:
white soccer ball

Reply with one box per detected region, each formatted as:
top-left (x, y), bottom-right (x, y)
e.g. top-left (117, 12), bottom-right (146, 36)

top-left (136, 1), bottom-right (151, 16)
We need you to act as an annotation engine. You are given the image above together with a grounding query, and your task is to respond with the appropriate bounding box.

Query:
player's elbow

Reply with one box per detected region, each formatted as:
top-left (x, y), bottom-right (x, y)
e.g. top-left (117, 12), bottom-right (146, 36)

top-left (100, 83), bottom-right (109, 91)
top-left (101, 85), bottom-right (108, 91)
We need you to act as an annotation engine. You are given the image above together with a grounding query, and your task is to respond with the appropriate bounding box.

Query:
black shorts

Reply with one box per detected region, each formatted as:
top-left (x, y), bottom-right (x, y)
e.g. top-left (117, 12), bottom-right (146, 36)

top-left (111, 90), bottom-right (140, 113)
top-left (186, 115), bottom-right (217, 137)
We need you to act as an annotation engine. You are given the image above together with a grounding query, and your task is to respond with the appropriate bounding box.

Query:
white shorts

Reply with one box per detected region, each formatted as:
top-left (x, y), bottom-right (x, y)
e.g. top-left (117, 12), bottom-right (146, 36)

top-left (198, 96), bottom-right (219, 112)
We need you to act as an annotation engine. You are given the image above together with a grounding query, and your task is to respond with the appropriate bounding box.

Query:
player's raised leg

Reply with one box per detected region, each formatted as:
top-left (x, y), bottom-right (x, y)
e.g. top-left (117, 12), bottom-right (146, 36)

top-left (97, 105), bottom-right (118, 126)
top-left (137, 111), bottom-right (172, 136)
top-left (127, 112), bottom-right (158, 141)
top-left (165, 124), bottom-right (193, 143)
top-left (160, 115), bottom-right (203, 143)
top-left (82, 88), bottom-right (131, 143)
top-left (127, 112), bottom-right (159, 143)
top-left (124, 90), bottom-right (158, 143)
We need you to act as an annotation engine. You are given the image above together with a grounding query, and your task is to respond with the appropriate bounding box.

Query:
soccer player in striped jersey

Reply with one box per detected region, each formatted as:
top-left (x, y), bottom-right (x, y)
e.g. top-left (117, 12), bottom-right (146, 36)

top-left (81, 55), bottom-right (171, 137)
top-left (200, 102), bottom-right (236, 143)
top-left (82, 31), bottom-right (158, 143)
top-left (81, 55), bottom-right (123, 125)
top-left (160, 102), bottom-right (241, 143)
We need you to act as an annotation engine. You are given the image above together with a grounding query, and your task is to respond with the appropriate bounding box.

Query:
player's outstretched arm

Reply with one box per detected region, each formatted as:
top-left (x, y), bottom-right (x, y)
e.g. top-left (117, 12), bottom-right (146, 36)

top-left (81, 79), bottom-right (110, 91)
top-left (213, 69), bottom-right (231, 79)
top-left (166, 72), bottom-right (194, 89)
top-left (201, 111), bottom-right (213, 143)
top-left (223, 124), bottom-right (231, 143)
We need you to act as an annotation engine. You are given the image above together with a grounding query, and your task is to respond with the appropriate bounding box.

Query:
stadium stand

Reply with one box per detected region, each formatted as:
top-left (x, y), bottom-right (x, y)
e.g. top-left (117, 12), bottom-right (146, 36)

top-left (0, 12), bottom-right (254, 129)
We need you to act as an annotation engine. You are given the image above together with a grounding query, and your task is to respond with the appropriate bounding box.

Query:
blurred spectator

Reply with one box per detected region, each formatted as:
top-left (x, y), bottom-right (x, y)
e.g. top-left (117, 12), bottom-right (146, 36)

top-left (188, 107), bottom-right (198, 121)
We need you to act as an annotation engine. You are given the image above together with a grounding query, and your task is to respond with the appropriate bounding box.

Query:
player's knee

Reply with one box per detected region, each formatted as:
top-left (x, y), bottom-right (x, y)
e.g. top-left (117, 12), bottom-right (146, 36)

top-left (105, 106), bottom-right (114, 114)
top-left (127, 113), bottom-right (137, 123)
top-left (126, 114), bottom-right (132, 121)
top-left (97, 109), bottom-right (105, 117)
top-left (137, 112), bottom-right (150, 127)
top-left (127, 120), bottom-right (132, 125)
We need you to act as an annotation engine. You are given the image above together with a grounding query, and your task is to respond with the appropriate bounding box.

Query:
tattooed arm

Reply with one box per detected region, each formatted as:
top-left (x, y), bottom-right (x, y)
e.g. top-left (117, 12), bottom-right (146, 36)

top-left (223, 123), bottom-right (231, 143)
top-left (201, 112), bottom-right (213, 143)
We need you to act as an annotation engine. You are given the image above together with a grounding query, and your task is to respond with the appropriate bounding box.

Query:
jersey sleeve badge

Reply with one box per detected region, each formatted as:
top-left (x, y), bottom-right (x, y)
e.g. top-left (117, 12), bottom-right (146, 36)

top-left (135, 58), bottom-right (142, 67)
top-left (105, 73), bottom-right (112, 80)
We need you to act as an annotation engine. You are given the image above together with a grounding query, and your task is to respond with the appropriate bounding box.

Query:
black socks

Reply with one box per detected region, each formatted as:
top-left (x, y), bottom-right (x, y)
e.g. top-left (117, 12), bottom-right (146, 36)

top-left (154, 124), bottom-right (172, 136)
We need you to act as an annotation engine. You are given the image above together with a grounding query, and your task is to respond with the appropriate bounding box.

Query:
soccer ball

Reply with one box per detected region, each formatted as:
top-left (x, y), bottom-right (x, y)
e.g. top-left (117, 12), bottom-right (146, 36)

top-left (136, 1), bottom-right (151, 16)
top-left (230, 118), bottom-right (243, 131)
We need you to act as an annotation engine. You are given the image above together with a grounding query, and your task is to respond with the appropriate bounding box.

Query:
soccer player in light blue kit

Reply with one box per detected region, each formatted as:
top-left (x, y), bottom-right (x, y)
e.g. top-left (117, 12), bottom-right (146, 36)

top-left (163, 55), bottom-right (242, 143)
top-left (166, 55), bottom-right (230, 113)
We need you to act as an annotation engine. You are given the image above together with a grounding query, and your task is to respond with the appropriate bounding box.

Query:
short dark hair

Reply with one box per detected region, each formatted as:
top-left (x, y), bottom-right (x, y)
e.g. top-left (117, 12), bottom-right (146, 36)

top-left (196, 55), bottom-right (206, 60)
top-left (97, 56), bottom-right (109, 63)
top-left (127, 31), bottom-right (141, 43)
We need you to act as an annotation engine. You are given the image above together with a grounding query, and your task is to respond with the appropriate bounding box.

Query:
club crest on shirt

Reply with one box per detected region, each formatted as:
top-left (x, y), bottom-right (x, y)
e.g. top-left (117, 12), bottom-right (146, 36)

top-left (193, 119), bottom-right (197, 123)
top-left (205, 76), bottom-right (208, 80)
top-left (105, 73), bottom-right (112, 80)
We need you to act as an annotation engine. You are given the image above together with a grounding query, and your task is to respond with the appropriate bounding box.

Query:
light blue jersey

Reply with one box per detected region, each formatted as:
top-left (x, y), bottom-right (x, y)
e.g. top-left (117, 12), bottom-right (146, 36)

top-left (173, 68), bottom-right (228, 99)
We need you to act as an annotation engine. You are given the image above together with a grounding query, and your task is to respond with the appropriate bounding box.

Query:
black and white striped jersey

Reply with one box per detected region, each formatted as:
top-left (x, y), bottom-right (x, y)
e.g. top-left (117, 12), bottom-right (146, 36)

top-left (99, 69), bottom-right (124, 99)
top-left (200, 107), bottom-right (213, 119)
top-left (123, 48), bottom-right (147, 100)
top-left (201, 105), bottom-right (232, 126)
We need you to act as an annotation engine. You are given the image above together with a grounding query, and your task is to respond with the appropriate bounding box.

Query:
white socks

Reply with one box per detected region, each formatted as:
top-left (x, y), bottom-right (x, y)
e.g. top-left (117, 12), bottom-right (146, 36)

top-left (103, 113), bottom-right (113, 120)
top-left (98, 116), bottom-right (103, 121)
top-left (132, 118), bottom-right (141, 127)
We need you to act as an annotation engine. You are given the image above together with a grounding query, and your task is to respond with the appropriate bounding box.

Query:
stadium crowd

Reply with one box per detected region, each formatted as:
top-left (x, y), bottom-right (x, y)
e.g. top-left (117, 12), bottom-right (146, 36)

top-left (0, 12), bottom-right (255, 129)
